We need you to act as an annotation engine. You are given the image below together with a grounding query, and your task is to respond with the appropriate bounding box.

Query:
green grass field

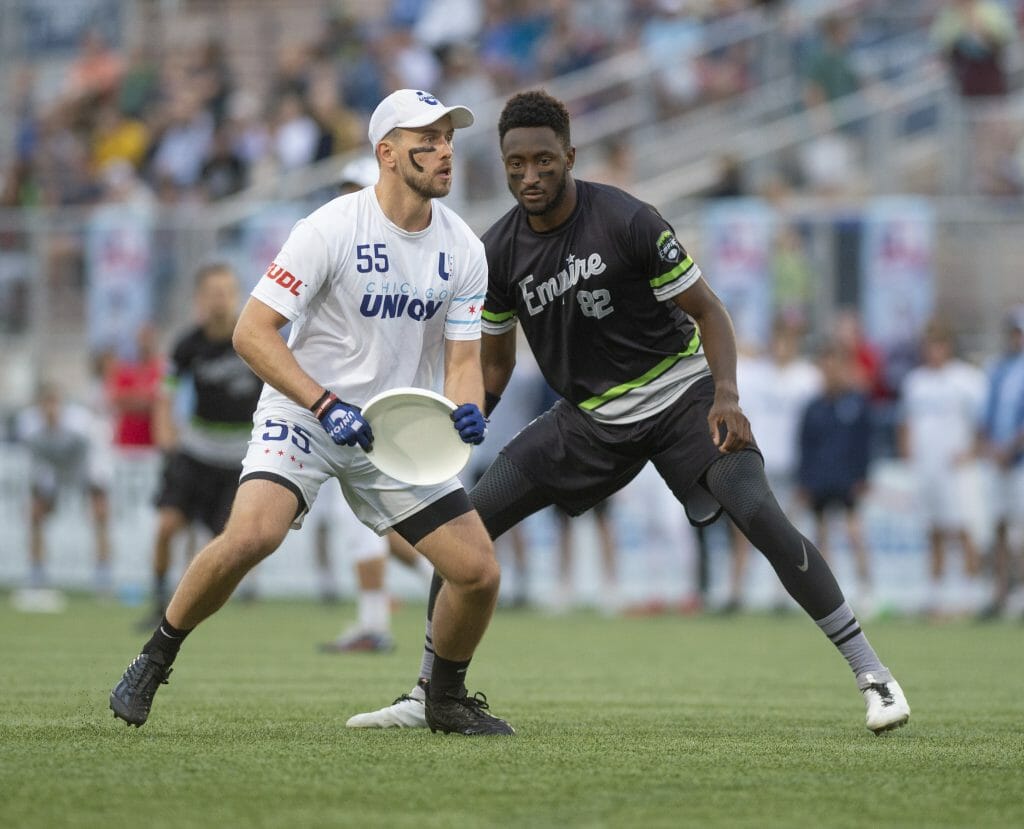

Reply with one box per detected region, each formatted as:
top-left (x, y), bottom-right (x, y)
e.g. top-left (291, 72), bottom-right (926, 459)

top-left (1, 596), bottom-right (1021, 829)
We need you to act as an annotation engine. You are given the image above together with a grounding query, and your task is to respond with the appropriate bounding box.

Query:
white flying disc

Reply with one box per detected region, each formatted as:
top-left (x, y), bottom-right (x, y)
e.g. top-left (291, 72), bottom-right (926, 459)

top-left (361, 387), bottom-right (472, 486)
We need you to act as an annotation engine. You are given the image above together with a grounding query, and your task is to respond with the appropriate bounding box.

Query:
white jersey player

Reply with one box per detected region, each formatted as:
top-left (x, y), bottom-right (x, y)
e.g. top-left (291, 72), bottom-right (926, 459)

top-left (899, 322), bottom-right (987, 614)
top-left (111, 89), bottom-right (514, 736)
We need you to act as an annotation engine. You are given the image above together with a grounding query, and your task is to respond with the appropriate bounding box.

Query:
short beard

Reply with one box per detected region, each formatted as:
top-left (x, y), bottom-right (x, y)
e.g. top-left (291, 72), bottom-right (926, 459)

top-left (402, 167), bottom-right (450, 200)
top-left (518, 173), bottom-right (568, 217)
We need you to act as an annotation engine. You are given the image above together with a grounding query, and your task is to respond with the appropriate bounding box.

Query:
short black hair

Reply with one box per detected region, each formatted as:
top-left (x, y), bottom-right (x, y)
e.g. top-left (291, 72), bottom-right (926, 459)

top-left (498, 90), bottom-right (571, 149)
top-left (194, 261), bottom-right (235, 289)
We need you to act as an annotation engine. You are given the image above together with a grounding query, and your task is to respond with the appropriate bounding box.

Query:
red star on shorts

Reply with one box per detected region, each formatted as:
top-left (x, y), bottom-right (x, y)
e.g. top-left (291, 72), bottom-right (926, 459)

top-left (264, 448), bottom-right (270, 455)
top-left (469, 305), bottom-right (477, 314)
top-left (290, 455), bottom-right (296, 462)
top-left (277, 450), bottom-right (285, 456)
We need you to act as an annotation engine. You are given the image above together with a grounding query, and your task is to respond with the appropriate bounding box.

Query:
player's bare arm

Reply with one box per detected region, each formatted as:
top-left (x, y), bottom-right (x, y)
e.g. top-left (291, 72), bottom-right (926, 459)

top-left (672, 277), bottom-right (752, 453)
top-left (481, 329), bottom-right (517, 401)
top-left (444, 337), bottom-right (487, 445)
top-left (443, 337), bottom-right (485, 412)
top-left (232, 295), bottom-right (325, 409)
top-left (152, 389), bottom-right (178, 451)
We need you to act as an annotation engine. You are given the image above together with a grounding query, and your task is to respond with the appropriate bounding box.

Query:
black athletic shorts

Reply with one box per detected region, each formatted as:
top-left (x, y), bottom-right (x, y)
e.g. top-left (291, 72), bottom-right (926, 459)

top-left (809, 488), bottom-right (859, 516)
top-left (154, 451), bottom-right (241, 535)
top-left (501, 374), bottom-right (759, 526)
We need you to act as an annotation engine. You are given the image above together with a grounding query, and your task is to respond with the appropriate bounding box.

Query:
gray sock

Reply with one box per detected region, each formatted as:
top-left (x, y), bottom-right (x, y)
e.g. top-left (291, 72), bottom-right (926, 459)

top-left (815, 602), bottom-right (889, 683)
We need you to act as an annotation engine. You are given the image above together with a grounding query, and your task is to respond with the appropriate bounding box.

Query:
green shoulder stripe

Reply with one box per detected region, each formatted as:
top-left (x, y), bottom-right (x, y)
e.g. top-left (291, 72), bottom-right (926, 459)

top-left (649, 255), bottom-right (694, 289)
top-left (579, 332), bottom-right (701, 412)
top-left (482, 308), bottom-right (517, 323)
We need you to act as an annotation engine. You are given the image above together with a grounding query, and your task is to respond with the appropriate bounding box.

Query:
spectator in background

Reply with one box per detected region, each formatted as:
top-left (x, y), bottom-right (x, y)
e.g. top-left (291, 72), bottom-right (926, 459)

top-left (64, 29), bottom-right (124, 105)
top-left (798, 341), bottom-right (875, 614)
top-left (413, 0), bottom-right (485, 52)
top-left (381, 24), bottom-right (443, 92)
top-left (802, 14), bottom-right (861, 115)
top-left (106, 322), bottom-right (164, 449)
top-left (148, 92), bottom-right (215, 192)
top-left (436, 43), bottom-right (500, 199)
top-left (314, 499), bottom-right (429, 652)
top-left (798, 14), bottom-right (866, 195)
top-left (834, 308), bottom-right (887, 399)
top-left (899, 319), bottom-right (987, 617)
top-left (189, 38), bottom-right (234, 126)
top-left (478, 0), bottom-right (555, 91)
top-left (199, 124), bottom-right (248, 201)
top-left (91, 103), bottom-right (150, 175)
top-left (118, 46), bottom-right (161, 121)
top-left (771, 225), bottom-right (815, 326)
top-left (931, 0), bottom-right (1016, 98)
top-left (271, 92), bottom-right (322, 172)
top-left (305, 59), bottom-right (365, 161)
top-left (977, 306), bottom-right (1024, 619)
top-left (15, 382), bottom-right (113, 594)
top-left (641, 0), bottom-right (707, 118)
top-left (553, 499), bottom-right (621, 615)
top-left (706, 153), bottom-right (746, 198)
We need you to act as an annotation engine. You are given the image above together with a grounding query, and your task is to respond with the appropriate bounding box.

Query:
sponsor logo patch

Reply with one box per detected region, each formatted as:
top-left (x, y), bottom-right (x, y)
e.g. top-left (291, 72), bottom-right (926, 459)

top-left (656, 231), bottom-right (682, 264)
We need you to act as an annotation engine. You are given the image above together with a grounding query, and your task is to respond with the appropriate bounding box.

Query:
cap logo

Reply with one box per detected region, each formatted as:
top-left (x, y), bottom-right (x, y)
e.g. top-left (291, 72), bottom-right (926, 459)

top-left (416, 91), bottom-right (439, 105)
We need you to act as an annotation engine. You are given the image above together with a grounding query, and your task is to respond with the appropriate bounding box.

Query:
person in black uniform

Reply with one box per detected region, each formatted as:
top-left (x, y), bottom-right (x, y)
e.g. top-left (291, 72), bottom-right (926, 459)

top-left (348, 90), bottom-right (909, 734)
top-left (138, 263), bottom-right (262, 627)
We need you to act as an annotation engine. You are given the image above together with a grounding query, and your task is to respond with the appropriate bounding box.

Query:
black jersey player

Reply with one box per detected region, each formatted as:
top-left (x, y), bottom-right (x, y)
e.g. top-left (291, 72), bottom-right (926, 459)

top-left (347, 90), bottom-right (909, 735)
top-left (138, 263), bottom-right (263, 628)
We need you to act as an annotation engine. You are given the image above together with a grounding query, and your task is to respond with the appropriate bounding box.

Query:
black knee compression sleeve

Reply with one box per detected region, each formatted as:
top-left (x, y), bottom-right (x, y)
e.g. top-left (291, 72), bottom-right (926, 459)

top-left (469, 452), bottom-right (552, 540)
top-left (703, 451), bottom-right (845, 619)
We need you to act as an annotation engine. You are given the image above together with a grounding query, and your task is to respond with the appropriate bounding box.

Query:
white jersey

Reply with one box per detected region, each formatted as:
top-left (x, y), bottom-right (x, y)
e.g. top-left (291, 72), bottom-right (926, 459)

top-left (901, 359), bottom-right (986, 469)
top-left (251, 186), bottom-right (486, 411)
top-left (15, 401), bottom-right (111, 491)
top-left (738, 354), bottom-right (822, 477)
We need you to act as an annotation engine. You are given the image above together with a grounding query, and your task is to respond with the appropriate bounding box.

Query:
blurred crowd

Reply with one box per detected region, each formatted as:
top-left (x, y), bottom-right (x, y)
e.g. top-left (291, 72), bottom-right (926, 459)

top-left (2, 0), bottom-right (1024, 621)
top-left (7, 302), bottom-right (1024, 620)
top-left (5, 0), bottom-right (1024, 210)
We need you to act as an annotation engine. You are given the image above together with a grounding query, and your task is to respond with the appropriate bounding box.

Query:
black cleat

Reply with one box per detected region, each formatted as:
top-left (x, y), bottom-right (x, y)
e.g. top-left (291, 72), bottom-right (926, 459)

top-left (425, 690), bottom-right (515, 736)
top-left (109, 652), bottom-right (172, 727)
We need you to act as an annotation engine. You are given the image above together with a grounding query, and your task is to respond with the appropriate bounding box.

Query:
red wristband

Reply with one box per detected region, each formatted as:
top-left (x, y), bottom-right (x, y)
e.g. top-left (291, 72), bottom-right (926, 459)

top-left (310, 391), bottom-right (338, 420)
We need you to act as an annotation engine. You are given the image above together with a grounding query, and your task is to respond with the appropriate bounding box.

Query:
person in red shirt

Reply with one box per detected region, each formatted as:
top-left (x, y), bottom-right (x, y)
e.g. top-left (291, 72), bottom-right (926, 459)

top-left (106, 323), bottom-right (164, 447)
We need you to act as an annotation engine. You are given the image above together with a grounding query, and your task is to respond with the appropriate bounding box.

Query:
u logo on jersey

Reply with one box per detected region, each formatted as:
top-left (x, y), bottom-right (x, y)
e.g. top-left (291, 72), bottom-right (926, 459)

top-left (437, 252), bottom-right (453, 281)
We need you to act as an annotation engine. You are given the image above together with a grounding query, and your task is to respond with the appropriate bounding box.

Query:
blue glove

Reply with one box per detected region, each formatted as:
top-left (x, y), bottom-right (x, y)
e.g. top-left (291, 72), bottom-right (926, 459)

top-left (451, 403), bottom-right (487, 445)
top-left (311, 391), bottom-right (373, 451)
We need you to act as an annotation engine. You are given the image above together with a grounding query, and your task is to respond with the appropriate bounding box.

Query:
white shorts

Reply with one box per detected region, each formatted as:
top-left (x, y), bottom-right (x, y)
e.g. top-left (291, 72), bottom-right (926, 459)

top-left (991, 464), bottom-right (1024, 525)
top-left (912, 465), bottom-right (967, 530)
top-left (306, 480), bottom-right (389, 561)
top-left (240, 404), bottom-right (464, 534)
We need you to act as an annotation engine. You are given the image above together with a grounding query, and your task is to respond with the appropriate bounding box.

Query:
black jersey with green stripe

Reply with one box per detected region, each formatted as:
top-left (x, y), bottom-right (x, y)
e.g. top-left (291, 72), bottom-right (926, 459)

top-left (481, 180), bottom-right (710, 424)
top-left (166, 326), bottom-right (262, 467)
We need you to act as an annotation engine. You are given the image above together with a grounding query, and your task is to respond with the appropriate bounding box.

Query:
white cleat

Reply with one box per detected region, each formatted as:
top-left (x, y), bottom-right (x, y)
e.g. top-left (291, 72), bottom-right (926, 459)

top-left (860, 674), bottom-right (911, 734)
top-left (346, 685), bottom-right (427, 729)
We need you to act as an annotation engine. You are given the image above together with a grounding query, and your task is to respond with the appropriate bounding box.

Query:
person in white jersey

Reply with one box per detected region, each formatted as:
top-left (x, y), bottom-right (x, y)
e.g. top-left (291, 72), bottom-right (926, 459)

top-left (899, 319), bottom-right (987, 616)
top-left (109, 89), bottom-right (514, 736)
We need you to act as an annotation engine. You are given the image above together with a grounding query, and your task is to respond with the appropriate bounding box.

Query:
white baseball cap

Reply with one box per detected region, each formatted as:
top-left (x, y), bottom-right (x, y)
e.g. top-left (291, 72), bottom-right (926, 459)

top-left (368, 89), bottom-right (474, 147)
